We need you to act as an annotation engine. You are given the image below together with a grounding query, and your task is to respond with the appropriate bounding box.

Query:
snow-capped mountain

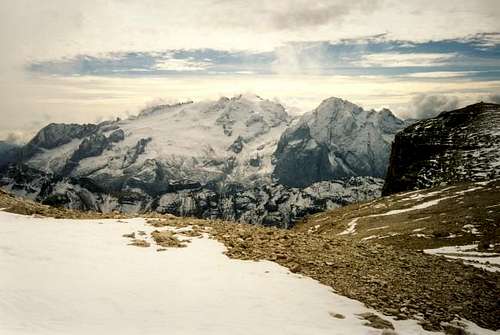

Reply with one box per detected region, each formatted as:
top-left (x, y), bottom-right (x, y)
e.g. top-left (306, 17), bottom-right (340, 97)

top-left (273, 97), bottom-right (408, 187)
top-left (0, 95), bottom-right (405, 227)
top-left (23, 94), bottom-right (291, 186)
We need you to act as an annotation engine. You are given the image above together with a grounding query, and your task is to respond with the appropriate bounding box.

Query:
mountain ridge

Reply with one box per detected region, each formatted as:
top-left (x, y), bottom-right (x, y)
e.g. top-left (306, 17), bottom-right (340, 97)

top-left (0, 95), bottom-right (407, 226)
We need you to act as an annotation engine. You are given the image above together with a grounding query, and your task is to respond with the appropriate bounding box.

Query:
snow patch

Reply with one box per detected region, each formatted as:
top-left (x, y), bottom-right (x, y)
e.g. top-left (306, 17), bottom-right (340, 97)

top-left (0, 210), bottom-right (468, 335)
top-left (424, 244), bottom-right (500, 272)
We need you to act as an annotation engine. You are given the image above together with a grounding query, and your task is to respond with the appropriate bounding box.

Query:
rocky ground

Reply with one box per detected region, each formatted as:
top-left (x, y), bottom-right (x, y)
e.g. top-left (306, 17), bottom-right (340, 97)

top-left (1, 186), bottom-right (499, 332)
top-left (298, 179), bottom-right (500, 251)
top-left (0, 189), bottom-right (124, 219)
top-left (140, 216), bottom-right (499, 332)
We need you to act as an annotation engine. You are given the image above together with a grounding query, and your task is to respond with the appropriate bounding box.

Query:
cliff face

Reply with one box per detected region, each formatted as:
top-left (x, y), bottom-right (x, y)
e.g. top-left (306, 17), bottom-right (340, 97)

top-left (383, 102), bottom-right (500, 195)
top-left (273, 97), bottom-right (407, 188)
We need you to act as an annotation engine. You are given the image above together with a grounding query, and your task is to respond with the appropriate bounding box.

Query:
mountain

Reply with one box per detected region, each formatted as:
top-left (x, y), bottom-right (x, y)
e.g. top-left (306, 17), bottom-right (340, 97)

top-left (0, 140), bottom-right (21, 167)
top-left (19, 94), bottom-right (290, 185)
top-left (273, 97), bottom-right (408, 188)
top-left (383, 102), bottom-right (500, 195)
top-left (0, 95), bottom-right (402, 227)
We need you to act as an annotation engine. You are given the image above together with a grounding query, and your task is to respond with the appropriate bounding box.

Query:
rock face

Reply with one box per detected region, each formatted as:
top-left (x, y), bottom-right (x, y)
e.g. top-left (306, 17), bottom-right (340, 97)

top-left (0, 94), bottom-right (400, 227)
top-left (0, 164), bottom-right (382, 228)
top-left (0, 141), bottom-right (20, 168)
top-left (383, 102), bottom-right (500, 195)
top-left (273, 98), bottom-right (407, 188)
top-left (22, 123), bottom-right (99, 158)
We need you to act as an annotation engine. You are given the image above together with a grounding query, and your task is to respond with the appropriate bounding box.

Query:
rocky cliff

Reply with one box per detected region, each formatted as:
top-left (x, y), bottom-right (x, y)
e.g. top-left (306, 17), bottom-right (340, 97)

top-left (383, 102), bottom-right (500, 195)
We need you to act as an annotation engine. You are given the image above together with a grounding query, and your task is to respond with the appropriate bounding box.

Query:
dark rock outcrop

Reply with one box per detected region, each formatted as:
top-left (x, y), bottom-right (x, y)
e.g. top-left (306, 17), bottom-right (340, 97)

top-left (0, 141), bottom-right (21, 168)
top-left (0, 162), bottom-right (382, 228)
top-left (383, 102), bottom-right (500, 195)
top-left (22, 123), bottom-right (98, 158)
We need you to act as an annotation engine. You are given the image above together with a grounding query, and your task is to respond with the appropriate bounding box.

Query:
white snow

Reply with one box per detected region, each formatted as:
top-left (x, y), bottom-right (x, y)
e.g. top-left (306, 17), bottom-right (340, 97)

top-left (24, 95), bottom-right (292, 184)
top-left (367, 225), bottom-right (389, 231)
top-left (462, 224), bottom-right (481, 235)
top-left (28, 139), bottom-right (84, 173)
top-left (2, 210), bottom-right (487, 334)
top-left (361, 235), bottom-right (378, 241)
top-left (454, 187), bottom-right (483, 195)
top-left (376, 196), bottom-right (456, 216)
top-left (424, 244), bottom-right (500, 272)
top-left (338, 196), bottom-right (453, 235)
top-left (338, 218), bottom-right (359, 235)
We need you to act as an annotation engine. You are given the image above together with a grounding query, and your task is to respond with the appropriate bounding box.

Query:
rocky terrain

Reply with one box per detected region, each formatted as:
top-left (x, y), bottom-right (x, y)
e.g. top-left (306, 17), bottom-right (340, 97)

top-left (297, 179), bottom-right (500, 254)
top-left (1, 186), bottom-right (498, 333)
top-left (0, 95), bottom-right (406, 227)
top-left (383, 102), bottom-right (500, 195)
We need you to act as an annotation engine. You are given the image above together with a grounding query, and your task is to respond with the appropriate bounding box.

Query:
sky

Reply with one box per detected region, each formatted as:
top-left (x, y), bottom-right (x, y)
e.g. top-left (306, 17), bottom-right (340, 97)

top-left (0, 0), bottom-right (499, 142)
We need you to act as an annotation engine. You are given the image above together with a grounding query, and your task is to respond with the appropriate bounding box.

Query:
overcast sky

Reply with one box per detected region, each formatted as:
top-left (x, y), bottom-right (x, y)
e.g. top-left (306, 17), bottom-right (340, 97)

top-left (1, 0), bottom-right (499, 141)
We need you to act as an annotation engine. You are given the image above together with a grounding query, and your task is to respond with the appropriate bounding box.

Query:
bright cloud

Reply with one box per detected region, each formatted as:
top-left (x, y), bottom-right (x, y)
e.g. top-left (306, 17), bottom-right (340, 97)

top-left (155, 58), bottom-right (211, 72)
top-left (405, 71), bottom-right (479, 78)
top-left (357, 53), bottom-right (457, 67)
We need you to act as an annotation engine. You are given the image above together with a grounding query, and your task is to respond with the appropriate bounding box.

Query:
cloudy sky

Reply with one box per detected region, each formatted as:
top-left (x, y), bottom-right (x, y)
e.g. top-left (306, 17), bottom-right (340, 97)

top-left (1, 0), bottom-right (499, 141)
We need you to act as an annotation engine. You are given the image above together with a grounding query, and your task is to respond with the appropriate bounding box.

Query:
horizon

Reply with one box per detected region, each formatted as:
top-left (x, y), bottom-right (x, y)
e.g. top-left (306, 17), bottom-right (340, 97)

top-left (2, 93), bottom-right (499, 145)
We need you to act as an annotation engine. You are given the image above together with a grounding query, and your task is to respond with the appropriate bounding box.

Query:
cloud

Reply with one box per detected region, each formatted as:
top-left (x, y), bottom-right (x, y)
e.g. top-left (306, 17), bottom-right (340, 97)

top-left (26, 36), bottom-right (500, 77)
top-left (357, 53), bottom-right (457, 67)
top-left (409, 94), bottom-right (460, 119)
top-left (485, 93), bottom-right (500, 103)
top-left (154, 58), bottom-right (212, 72)
top-left (268, 0), bottom-right (382, 30)
top-left (404, 71), bottom-right (478, 78)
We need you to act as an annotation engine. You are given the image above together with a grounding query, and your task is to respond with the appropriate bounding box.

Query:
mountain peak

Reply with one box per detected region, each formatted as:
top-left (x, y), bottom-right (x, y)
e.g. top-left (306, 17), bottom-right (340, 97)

top-left (273, 98), bottom-right (407, 187)
top-left (313, 97), bottom-right (364, 120)
top-left (231, 93), bottom-right (264, 103)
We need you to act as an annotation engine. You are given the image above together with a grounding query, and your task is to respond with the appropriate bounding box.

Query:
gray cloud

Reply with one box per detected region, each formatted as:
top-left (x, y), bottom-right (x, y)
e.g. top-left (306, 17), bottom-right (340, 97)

top-left (209, 0), bottom-right (383, 31)
top-left (409, 94), bottom-right (460, 119)
top-left (270, 1), bottom-right (382, 30)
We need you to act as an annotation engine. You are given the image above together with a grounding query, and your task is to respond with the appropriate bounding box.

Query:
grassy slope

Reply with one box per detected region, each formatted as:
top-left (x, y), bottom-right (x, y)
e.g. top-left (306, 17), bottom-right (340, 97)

top-left (295, 179), bottom-right (500, 251)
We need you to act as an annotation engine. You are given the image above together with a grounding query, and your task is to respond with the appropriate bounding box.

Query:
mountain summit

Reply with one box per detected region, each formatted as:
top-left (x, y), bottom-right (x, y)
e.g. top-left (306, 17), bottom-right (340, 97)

top-left (273, 97), bottom-right (407, 187)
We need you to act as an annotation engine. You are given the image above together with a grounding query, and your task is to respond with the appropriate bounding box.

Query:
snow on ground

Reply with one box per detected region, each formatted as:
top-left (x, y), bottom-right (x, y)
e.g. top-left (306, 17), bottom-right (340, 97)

top-left (338, 218), bottom-right (359, 235)
top-left (424, 244), bottom-right (500, 272)
top-left (376, 196), bottom-right (456, 217)
top-left (338, 196), bottom-right (456, 235)
top-left (0, 211), bottom-right (496, 335)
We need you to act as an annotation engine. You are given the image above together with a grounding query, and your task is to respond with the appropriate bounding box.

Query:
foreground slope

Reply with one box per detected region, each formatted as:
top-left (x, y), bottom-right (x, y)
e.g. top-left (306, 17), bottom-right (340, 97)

top-left (0, 189), bottom-right (498, 333)
top-left (1, 211), bottom-right (434, 335)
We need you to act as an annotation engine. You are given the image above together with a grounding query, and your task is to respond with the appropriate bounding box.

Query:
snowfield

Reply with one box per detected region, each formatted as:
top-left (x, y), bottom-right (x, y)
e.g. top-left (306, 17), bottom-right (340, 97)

top-left (0, 211), bottom-right (495, 335)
